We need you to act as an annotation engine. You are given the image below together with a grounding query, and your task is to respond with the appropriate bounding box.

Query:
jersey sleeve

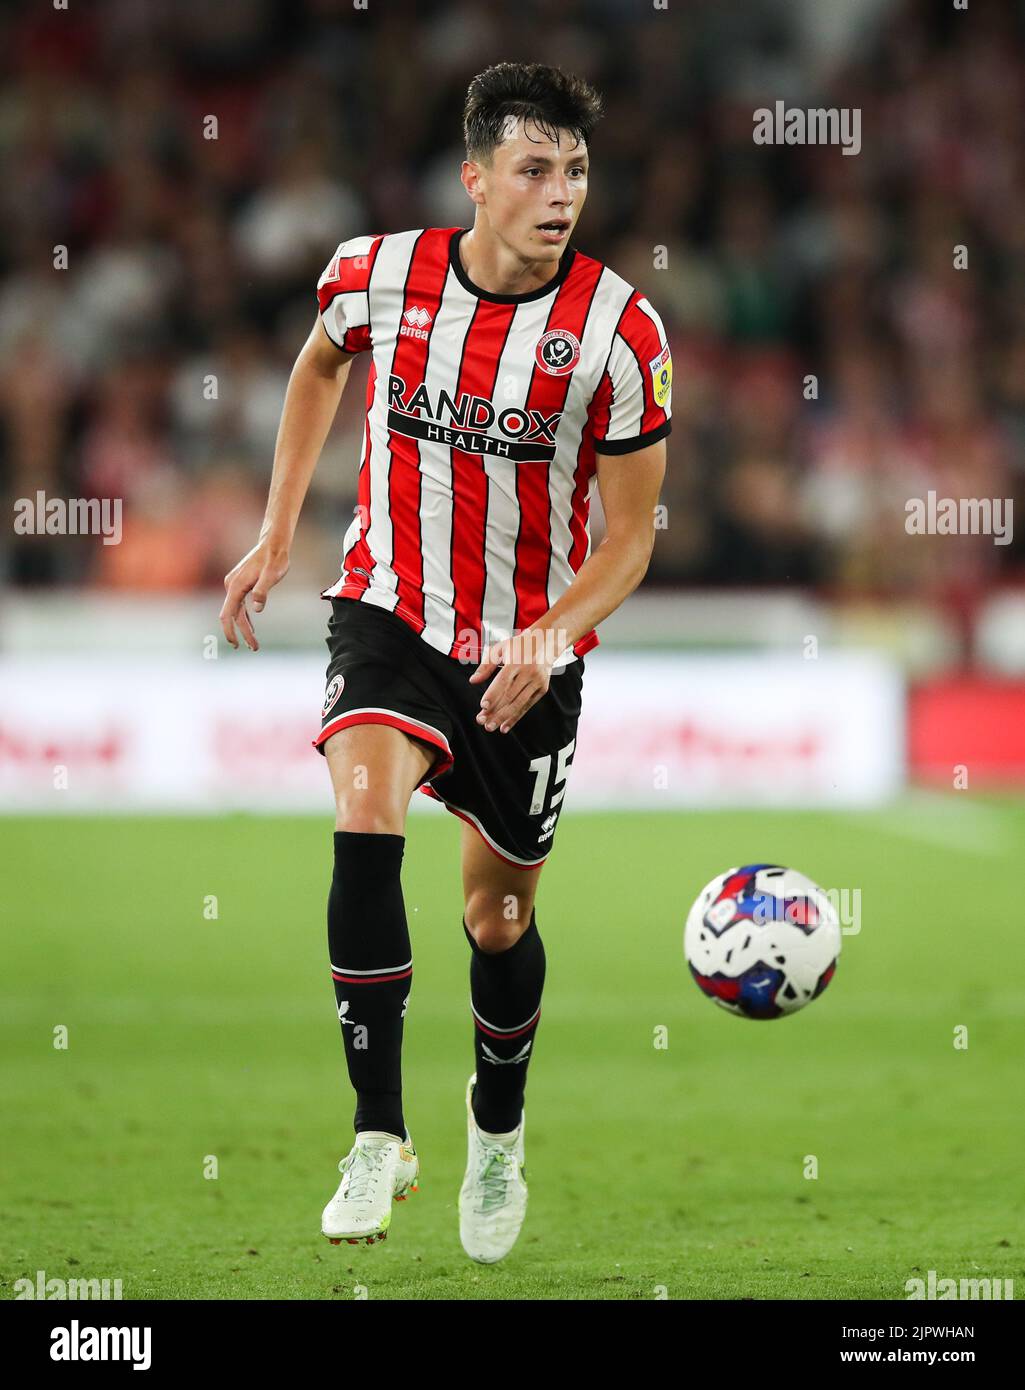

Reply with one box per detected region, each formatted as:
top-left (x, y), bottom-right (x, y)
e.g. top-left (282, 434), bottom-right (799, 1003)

top-left (315, 235), bottom-right (383, 354)
top-left (590, 295), bottom-right (672, 455)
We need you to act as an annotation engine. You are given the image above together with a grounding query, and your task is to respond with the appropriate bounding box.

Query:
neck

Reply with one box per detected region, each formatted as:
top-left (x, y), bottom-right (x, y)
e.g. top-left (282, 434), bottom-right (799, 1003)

top-left (459, 224), bottom-right (562, 297)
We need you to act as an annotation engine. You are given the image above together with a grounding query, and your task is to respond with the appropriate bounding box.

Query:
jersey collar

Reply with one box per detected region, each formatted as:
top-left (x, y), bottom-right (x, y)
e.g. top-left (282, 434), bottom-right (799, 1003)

top-left (449, 227), bottom-right (576, 305)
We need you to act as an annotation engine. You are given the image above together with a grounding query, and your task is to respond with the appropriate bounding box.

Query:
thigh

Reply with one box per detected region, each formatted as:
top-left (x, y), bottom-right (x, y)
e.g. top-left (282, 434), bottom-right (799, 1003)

top-left (325, 723), bottom-right (435, 834)
top-left (315, 599), bottom-right (457, 832)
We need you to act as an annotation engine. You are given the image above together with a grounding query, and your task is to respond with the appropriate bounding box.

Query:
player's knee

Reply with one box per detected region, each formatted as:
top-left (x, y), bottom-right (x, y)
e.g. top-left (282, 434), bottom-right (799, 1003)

top-left (335, 810), bottom-right (405, 835)
top-left (469, 918), bottom-right (526, 953)
top-left (464, 895), bottom-right (533, 953)
top-left (334, 798), bottom-right (406, 836)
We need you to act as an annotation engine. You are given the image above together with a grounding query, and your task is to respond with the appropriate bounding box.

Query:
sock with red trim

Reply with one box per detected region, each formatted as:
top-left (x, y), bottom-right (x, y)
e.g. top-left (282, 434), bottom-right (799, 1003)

top-left (328, 830), bottom-right (411, 1138)
top-left (464, 908), bottom-right (545, 1134)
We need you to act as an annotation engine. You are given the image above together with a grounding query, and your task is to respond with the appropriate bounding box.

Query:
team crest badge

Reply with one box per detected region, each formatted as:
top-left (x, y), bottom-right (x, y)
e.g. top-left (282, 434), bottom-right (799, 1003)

top-left (535, 329), bottom-right (581, 377)
top-left (649, 344), bottom-right (672, 408)
top-left (322, 674), bottom-right (345, 717)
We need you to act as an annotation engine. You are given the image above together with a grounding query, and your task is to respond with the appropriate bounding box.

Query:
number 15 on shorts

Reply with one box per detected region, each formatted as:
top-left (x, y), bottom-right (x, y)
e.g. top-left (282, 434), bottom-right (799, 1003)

top-left (527, 738), bottom-right (575, 816)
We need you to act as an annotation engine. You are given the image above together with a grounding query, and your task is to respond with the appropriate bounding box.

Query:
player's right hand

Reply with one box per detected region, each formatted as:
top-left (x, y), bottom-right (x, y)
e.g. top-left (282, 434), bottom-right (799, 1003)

top-left (220, 540), bottom-right (290, 651)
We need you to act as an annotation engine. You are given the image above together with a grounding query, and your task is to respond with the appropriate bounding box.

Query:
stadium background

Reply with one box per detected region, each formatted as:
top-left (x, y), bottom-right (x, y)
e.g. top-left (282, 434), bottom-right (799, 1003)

top-left (2, 0), bottom-right (1023, 1301)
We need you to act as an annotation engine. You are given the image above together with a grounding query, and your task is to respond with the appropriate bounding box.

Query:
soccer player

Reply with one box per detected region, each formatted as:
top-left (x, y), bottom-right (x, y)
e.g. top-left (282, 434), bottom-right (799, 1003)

top-left (219, 62), bottom-right (671, 1263)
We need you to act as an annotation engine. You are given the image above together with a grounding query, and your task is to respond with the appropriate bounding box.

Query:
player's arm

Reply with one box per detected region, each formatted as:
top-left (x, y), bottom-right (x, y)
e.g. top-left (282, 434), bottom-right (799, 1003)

top-left (534, 437), bottom-right (666, 656)
top-left (469, 437), bottom-right (666, 732)
top-left (219, 315), bottom-right (358, 651)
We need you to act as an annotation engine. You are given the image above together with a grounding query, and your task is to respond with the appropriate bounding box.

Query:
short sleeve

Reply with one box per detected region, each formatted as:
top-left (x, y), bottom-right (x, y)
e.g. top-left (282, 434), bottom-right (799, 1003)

top-left (591, 295), bottom-right (672, 455)
top-left (315, 234), bottom-right (382, 354)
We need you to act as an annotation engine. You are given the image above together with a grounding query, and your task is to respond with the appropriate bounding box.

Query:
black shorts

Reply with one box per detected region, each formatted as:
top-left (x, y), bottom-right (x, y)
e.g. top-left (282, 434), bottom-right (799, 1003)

top-left (313, 598), bottom-right (585, 869)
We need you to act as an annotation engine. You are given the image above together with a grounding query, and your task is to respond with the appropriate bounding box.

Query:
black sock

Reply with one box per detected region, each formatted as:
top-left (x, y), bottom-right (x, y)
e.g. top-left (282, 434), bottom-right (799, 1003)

top-left (328, 830), bottom-right (411, 1137)
top-left (464, 908), bottom-right (545, 1134)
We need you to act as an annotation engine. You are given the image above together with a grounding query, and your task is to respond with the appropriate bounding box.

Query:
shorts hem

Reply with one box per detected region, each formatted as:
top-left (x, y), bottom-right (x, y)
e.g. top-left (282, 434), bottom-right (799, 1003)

top-left (418, 783), bottom-right (550, 870)
top-left (314, 708), bottom-right (455, 782)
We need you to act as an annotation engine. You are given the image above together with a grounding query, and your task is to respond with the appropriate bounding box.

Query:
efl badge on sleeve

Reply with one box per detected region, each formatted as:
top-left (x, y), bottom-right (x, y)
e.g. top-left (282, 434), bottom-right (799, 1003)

top-left (649, 344), bottom-right (672, 408)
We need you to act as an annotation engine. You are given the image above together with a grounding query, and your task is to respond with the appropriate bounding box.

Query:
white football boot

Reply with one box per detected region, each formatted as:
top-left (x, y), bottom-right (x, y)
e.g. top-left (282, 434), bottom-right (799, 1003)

top-left (322, 1129), bottom-right (419, 1246)
top-left (458, 1074), bottom-right (528, 1264)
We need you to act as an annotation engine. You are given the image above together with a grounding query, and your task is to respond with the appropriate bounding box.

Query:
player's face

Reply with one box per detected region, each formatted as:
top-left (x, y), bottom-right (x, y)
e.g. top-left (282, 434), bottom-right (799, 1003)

top-left (488, 116), bottom-right (588, 260)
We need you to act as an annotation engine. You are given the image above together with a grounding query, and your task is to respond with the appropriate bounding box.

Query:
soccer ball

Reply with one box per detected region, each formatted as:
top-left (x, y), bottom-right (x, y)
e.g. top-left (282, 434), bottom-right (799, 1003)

top-left (684, 864), bottom-right (840, 1019)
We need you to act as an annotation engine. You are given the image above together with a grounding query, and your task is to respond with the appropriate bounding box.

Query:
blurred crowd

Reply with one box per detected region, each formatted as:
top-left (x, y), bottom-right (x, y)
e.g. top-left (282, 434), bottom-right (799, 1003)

top-left (1, 0), bottom-right (1023, 611)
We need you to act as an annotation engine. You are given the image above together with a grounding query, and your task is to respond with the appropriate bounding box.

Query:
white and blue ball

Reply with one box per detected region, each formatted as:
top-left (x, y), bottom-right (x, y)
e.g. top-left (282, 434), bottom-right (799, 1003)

top-left (684, 863), bottom-right (840, 1019)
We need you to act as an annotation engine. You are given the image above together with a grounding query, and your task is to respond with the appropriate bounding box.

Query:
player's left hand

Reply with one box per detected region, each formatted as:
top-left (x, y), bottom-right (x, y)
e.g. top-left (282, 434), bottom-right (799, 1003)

top-left (469, 633), bottom-right (554, 733)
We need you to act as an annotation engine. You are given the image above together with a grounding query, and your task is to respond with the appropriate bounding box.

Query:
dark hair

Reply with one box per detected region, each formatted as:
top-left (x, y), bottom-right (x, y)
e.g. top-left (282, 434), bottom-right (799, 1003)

top-left (463, 63), bottom-right (604, 166)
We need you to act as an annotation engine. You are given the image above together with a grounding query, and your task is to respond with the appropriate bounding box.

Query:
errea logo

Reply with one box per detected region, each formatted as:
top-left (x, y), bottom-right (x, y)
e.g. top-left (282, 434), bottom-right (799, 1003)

top-left (537, 812), bottom-right (558, 843)
top-left (400, 306), bottom-right (433, 341)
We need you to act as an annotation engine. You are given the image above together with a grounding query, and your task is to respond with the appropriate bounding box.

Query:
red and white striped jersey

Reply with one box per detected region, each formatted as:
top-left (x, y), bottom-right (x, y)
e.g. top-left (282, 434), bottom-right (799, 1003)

top-left (316, 226), bottom-right (672, 665)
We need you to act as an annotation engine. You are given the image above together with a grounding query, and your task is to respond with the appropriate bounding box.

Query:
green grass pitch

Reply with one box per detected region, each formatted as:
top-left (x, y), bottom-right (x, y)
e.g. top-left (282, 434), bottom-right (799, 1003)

top-left (2, 797), bottom-right (1023, 1300)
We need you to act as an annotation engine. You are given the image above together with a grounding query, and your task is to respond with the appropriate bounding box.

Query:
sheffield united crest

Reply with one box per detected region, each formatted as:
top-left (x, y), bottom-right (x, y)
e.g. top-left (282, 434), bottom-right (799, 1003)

top-left (535, 329), bottom-right (581, 377)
